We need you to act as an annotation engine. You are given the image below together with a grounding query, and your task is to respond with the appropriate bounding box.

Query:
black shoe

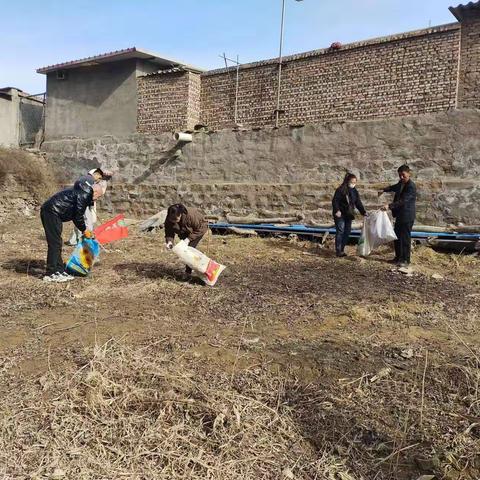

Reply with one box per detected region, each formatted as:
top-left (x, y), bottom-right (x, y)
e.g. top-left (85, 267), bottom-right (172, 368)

top-left (179, 271), bottom-right (192, 282)
top-left (388, 258), bottom-right (400, 264)
top-left (336, 252), bottom-right (347, 258)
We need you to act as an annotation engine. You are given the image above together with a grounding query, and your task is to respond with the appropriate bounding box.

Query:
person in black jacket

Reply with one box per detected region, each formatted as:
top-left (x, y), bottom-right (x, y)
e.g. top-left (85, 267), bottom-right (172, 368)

top-left (332, 173), bottom-right (367, 257)
top-left (67, 167), bottom-right (113, 246)
top-left (40, 179), bottom-right (102, 282)
top-left (379, 164), bottom-right (417, 267)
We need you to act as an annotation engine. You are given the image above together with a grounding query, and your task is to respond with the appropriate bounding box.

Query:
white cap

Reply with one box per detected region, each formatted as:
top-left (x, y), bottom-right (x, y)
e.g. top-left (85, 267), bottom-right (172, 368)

top-left (88, 167), bottom-right (104, 176)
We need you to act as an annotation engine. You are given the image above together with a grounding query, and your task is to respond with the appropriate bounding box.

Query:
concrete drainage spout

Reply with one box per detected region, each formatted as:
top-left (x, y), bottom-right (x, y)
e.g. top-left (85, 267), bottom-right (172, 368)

top-left (174, 132), bottom-right (193, 142)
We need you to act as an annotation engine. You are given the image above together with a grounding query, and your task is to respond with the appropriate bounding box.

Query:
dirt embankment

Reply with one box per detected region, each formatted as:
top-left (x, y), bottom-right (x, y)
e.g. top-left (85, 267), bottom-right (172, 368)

top-left (0, 147), bottom-right (57, 225)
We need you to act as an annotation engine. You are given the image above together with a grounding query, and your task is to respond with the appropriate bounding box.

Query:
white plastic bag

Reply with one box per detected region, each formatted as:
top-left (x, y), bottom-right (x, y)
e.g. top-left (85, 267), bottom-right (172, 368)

top-left (172, 240), bottom-right (226, 286)
top-left (357, 220), bottom-right (371, 257)
top-left (357, 211), bottom-right (397, 256)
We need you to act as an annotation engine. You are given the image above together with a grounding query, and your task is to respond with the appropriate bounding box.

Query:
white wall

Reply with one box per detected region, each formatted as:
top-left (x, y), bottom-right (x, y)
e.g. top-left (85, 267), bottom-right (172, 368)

top-left (0, 93), bottom-right (19, 147)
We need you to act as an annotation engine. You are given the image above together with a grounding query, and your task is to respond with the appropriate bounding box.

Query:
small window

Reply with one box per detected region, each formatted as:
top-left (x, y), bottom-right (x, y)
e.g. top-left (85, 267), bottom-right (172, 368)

top-left (56, 70), bottom-right (68, 80)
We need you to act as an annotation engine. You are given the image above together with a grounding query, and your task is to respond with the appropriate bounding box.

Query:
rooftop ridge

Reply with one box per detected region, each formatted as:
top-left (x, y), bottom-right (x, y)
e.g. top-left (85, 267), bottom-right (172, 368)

top-left (449, 0), bottom-right (480, 20)
top-left (37, 47), bottom-right (204, 74)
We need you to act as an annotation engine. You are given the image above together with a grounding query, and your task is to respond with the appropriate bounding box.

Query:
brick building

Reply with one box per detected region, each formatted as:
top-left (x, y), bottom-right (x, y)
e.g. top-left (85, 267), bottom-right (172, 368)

top-left (37, 48), bottom-right (203, 140)
top-left (38, 1), bottom-right (480, 139)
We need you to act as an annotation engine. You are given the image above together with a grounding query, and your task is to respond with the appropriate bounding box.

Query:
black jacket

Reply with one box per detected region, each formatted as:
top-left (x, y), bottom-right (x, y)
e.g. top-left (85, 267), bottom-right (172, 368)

top-left (41, 182), bottom-right (93, 232)
top-left (74, 174), bottom-right (96, 205)
top-left (332, 186), bottom-right (366, 219)
top-left (383, 180), bottom-right (416, 223)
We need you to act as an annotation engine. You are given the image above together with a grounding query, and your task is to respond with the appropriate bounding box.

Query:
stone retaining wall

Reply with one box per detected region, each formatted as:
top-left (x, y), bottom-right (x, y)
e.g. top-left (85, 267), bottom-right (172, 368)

top-left (42, 109), bottom-right (480, 225)
top-left (102, 180), bottom-right (480, 226)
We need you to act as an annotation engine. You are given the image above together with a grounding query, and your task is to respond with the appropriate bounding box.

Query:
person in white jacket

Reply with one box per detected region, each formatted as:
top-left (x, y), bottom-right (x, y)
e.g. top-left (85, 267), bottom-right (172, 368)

top-left (67, 168), bottom-right (112, 246)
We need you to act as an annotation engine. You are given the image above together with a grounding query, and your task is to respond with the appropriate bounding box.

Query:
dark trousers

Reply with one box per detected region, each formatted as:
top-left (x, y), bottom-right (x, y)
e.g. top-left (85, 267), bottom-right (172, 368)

top-left (41, 208), bottom-right (65, 275)
top-left (394, 221), bottom-right (414, 264)
top-left (183, 235), bottom-right (204, 274)
top-left (334, 216), bottom-right (352, 254)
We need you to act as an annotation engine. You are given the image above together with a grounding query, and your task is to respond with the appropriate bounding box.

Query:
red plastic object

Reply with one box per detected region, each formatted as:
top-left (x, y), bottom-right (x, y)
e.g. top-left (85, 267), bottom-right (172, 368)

top-left (205, 259), bottom-right (221, 282)
top-left (94, 214), bottom-right (128, 244)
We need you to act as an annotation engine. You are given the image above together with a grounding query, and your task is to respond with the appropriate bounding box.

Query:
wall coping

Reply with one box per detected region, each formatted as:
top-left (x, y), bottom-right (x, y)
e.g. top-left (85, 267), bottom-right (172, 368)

top-left (202, 22), bottom-right (460, 76)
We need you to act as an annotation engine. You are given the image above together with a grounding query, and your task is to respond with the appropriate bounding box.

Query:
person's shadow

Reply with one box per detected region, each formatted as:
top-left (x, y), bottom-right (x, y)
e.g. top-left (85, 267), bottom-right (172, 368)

top-left (263, 238), bottom-right (337, 259)
top-left (1, 258), bottom-right (45, 278)
top-left (114, 262), bottom-right (204, 284)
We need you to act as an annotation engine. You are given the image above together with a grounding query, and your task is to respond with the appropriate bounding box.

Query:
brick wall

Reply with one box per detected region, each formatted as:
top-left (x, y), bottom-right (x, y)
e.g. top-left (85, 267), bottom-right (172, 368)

top-left (137, 70), bottom-right (190, 133)
top-left (137, 70), bottom-right (201, 133)
top-left (201, 24), bottom-right (461, 130)
top-left (186, 72), bottom-right (201, 130)
top-left (458, 17), bottom-right (480, 108)
top-left (135, 18), bottom-right (480, 134)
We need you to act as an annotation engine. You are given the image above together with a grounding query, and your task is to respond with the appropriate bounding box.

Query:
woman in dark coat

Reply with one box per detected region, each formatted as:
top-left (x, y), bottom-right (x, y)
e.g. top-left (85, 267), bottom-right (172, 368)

top-left (164, 203), bottom-right (208, 276)
top-left (332, 173), bottom-right (367, 257)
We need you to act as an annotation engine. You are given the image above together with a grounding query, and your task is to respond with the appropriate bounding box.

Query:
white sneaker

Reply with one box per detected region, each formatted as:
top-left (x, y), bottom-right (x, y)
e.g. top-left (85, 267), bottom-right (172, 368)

top-left (60, 272), bottom-right (75, 281)
top-left (43, 272), bottom-right (68, 283)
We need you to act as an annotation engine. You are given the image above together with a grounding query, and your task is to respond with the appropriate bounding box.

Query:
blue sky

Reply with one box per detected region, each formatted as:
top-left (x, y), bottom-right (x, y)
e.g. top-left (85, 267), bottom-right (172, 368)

top-left (1, 0), bottom-right (459, 94)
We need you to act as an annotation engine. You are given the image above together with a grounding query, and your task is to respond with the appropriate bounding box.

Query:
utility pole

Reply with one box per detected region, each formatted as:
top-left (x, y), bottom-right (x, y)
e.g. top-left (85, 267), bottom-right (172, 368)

top-left (275, 0), bottom-right (303, 128)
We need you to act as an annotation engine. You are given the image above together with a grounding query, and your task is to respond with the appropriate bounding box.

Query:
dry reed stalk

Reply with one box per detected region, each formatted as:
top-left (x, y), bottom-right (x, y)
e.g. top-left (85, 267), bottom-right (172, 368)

top-left (420, 350), bottom-right (428, 428)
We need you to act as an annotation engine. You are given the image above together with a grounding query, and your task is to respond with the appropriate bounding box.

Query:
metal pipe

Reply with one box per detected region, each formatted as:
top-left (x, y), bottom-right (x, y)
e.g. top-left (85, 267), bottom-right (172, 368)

top-left (275, 0), bottom-right (286, 128)
top-left (234, 54), bottom-right (240, 125)
top-left (221, 52), bottom-right (229, 71)
top-left (219, 53), bottom-right (241, 125)
top-left (21, 92), bottom-right (46, 101)
top-left (275, 0), bottom-right (303, 127)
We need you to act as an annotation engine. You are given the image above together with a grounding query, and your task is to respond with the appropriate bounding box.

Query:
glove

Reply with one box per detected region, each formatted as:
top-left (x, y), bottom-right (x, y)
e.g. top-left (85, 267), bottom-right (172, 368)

top-left (184, 238), bottom-right (190, 245)
top-left (101, 170), bottom-right (113, 181)
top-left (166, 241), bottom-right (173, 250)
top-left (83, 229), bottom-right (94, 239)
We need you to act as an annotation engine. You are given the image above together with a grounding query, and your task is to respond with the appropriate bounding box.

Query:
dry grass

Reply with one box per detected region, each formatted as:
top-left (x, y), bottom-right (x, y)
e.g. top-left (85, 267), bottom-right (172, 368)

top-left (0, 219), bottom-right (479, 479)
top-left (0, 337), bottom-right (479, 479)
top-left (0, 147), bottom-right (56, 203)
top-left (0, 340), bottom-right (355, 480)
top-left (413, 246), bottom-right (480, 286)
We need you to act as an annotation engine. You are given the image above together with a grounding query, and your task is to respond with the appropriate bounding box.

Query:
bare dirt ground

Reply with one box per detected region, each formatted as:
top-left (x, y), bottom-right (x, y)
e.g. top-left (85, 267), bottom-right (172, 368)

top-left (0, 214), bottom-right (479, 479)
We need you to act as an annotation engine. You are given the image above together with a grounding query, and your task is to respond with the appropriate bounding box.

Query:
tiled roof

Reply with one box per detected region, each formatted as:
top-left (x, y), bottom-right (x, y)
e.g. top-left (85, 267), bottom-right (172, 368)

top-left (449, 1), bottom-right (480, 21)
top-left (36, 47), bottom-right (204, 74)
top-left (0, 87), bottom-right (25, 94)
top-left (142, 66), bottom-right (190, 77)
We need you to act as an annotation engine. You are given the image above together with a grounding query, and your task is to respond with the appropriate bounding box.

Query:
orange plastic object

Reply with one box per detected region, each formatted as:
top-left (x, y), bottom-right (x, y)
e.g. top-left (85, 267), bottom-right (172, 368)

top-left (94, 215), bottom-right (128, 245)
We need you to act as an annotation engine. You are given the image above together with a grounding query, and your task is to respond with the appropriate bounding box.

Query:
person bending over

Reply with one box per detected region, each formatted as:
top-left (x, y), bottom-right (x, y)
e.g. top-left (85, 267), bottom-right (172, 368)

top-left (164, 204), bottom-right (208, 276)
top-left (41, 180), bottom-right (103, 282)
top-left (68, 167), bottom-right (113, 246)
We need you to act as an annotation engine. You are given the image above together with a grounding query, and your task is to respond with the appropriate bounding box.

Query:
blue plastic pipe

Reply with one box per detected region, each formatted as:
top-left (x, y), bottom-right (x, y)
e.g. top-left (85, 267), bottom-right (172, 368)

top-left (209, 222), bottom-right (480, 241)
